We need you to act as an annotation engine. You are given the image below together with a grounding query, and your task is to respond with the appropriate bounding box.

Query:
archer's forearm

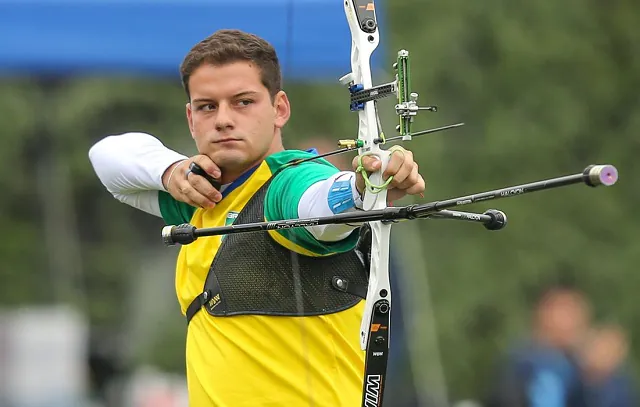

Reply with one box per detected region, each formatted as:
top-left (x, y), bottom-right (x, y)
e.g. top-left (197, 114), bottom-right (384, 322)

top-left (88, 131), bottom-right (188, 215)
top-left (298, 171), bottom-right (364, 242)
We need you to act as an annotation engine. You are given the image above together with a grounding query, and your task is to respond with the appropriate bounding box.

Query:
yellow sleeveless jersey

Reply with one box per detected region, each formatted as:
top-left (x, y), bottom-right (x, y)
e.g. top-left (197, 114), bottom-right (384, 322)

top-left (158, 150), bottom-right (366, 407)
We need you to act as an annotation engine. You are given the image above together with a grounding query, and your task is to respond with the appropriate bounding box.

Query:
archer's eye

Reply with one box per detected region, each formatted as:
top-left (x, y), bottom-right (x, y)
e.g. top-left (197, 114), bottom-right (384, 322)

top-left (237, 99), bottom-right (253, 107)
top-left (198, 104), bottom-right (216, 112)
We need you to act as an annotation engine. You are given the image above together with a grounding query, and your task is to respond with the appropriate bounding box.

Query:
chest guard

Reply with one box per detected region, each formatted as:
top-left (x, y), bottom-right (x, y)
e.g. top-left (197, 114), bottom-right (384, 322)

top-left (185, 177), bottom-right (371, 324)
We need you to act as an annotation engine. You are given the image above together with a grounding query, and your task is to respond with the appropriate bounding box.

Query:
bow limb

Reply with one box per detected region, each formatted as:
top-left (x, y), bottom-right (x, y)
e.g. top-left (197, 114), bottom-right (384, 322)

top-left (343, 1), bottom-right (392, 405)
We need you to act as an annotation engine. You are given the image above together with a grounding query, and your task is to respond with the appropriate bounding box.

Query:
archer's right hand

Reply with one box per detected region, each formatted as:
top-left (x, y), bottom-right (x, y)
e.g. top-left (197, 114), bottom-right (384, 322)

top-left (163, 155), bottom-right (222, 208)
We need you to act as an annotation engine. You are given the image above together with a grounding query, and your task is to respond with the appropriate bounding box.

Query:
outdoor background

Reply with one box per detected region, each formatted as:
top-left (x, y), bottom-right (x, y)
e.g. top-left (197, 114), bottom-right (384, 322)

top-left (0, 0), bottom-right (637, 406)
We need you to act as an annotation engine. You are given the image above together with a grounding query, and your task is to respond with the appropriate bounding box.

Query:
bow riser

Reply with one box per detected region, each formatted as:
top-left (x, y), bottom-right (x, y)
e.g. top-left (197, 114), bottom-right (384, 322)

top-left (343, 0), bottom-right (392, 342)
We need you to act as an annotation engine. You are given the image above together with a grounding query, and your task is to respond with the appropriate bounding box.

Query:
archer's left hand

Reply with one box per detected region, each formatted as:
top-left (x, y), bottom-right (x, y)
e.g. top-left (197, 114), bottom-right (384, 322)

top-left (352, 146), bottom-right (425, 203)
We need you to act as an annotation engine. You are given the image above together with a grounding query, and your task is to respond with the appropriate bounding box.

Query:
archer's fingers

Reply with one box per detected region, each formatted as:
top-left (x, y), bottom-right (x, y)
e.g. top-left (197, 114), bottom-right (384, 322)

top-left (183, 186), bottom-right (217, 209)
top-left (353, 155), bottom-right (383, 173)
top-left (192, 155), bottom-right (222, 179)
top-left (403, 173), bottom-right (426, 196)
top-left (188, 173), bottom-right (222, 203)
top-left (392, 162), bottom-right (420, 190)
top-left (176, 176), bottom-right (217, 208)
top-left (387, 157), bottom-right (415, 186)
top-left (383, 148), bottom-right (413, 180)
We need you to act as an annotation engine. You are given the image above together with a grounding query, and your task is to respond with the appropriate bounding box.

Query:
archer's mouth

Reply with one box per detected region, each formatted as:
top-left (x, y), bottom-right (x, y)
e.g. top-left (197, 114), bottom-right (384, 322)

top-left (213, 138), bottom-right (242, 144)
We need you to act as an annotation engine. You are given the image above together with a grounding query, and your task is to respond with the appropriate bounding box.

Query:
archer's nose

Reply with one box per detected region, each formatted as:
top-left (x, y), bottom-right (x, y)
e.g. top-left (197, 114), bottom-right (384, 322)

top-left (215, 103), bottom-right (234, 131)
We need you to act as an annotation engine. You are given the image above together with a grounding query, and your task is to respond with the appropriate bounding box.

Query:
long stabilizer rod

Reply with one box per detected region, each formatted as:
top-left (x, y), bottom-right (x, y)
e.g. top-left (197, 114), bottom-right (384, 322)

top-left (162, 164), bottom-right (617, 246)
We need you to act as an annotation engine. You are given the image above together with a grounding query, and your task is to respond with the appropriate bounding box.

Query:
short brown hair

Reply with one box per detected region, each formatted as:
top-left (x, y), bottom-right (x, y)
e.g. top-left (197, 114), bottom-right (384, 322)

top-left (179, 29), bottom-right (282, 101)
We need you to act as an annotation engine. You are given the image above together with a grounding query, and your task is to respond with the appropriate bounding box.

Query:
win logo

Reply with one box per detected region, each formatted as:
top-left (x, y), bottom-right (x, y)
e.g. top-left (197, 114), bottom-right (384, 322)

top-left (363, 375), bottom-right (381, 406)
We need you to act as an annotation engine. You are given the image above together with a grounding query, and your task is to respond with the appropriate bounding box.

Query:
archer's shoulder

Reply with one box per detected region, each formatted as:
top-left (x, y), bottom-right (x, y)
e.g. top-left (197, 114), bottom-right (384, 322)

top-left (265, 149), bottom-right (339, 174)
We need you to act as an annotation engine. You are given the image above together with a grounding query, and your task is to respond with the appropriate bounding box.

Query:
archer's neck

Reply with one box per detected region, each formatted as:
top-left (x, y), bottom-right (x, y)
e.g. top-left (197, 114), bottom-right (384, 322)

top-left (219, 137), bottom-right (284, 185)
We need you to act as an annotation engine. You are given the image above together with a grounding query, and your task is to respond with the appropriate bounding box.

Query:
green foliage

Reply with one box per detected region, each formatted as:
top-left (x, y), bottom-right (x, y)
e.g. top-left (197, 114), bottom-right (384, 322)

top-left (0, 0), bottom-right (637, 402)
top-left (386, 0), bottom-right (640, 399)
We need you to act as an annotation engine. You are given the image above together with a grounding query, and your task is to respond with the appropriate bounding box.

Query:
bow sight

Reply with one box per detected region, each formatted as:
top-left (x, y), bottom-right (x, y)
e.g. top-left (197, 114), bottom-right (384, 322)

top-left (338, 48), bottom-right (456, 149)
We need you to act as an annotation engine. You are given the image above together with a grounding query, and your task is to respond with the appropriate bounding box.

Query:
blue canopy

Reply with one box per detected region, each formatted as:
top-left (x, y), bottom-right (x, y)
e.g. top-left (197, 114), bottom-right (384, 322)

top-left (0, 0), bottom-right (386, 81)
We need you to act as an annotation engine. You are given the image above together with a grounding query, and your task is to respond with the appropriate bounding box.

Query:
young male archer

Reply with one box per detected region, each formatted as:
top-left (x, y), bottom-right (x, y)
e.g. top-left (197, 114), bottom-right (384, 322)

top-left (89, 29), bottom-right (426, 406)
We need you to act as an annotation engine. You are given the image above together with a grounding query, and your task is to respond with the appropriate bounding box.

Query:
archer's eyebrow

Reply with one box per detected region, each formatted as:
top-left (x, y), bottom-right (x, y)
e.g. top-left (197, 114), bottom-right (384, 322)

top-left (191, 91), bottom-right (260, 104)
top-left (232, 91), bottom-right (260, 98)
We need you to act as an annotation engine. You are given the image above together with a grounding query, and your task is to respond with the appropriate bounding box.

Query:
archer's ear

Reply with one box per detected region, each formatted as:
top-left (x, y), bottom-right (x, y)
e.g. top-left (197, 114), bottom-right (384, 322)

top-left (186, 102), bottom-right (196, 139)
top-left (273, 91), bottom-right (291, 129)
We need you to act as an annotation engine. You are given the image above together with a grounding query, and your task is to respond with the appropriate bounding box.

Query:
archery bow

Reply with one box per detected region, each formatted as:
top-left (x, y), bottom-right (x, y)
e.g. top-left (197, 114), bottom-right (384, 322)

top-left (162, 1), bottom-right (619, 405)
top-left (341, 2), bottom-right (394, 406)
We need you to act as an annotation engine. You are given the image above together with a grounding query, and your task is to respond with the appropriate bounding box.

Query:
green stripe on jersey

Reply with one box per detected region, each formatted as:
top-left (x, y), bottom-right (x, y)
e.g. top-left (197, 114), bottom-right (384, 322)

top-left (264, 150), bottom-right (359, 255)
top-left (158, 191), bottom-right (197, 225)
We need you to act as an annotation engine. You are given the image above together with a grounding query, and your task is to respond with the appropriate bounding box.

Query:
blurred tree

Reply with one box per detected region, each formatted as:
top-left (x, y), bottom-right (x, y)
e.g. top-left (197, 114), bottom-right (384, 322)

top-left (385, 0), bottom-right (640, 400)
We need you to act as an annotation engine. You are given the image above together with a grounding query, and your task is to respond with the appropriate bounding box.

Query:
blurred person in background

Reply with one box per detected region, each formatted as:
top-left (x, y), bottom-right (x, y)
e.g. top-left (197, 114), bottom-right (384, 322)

top-left (484, 284), bottom-right (591, 407)
top-left (485, 284), bottom-right (637, 407)
top-left (572, 324), bottom-right (636, 407)
top-left (88, 29), bottom-right (426, 407)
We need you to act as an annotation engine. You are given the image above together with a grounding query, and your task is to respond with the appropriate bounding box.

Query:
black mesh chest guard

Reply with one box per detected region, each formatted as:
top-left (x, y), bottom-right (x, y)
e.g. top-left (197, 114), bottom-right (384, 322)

top-left (185, 177), bottom-right (371, 323)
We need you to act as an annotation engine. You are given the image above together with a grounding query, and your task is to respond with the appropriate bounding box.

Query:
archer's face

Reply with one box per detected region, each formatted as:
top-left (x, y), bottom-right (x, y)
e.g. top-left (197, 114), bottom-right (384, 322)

top-left (186, 61), bottom-right (290, 180)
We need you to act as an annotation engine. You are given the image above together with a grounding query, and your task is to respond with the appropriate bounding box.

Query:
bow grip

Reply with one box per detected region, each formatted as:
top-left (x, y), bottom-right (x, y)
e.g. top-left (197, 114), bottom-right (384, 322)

top-left (361, 148), bottom-right (391, 210)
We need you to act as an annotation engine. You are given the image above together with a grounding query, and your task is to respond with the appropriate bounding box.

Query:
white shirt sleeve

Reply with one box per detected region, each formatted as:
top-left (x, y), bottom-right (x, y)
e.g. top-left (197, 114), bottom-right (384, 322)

top-left (88, 132), bottom-right (188, 217)
top-left (298, 171), bottom-right (365, 242)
